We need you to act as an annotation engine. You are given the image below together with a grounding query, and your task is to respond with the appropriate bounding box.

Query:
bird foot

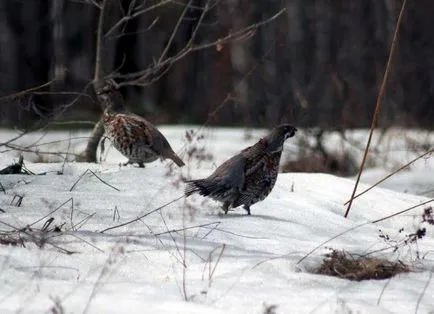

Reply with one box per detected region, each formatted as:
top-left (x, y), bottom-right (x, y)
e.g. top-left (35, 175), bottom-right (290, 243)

top-left (243, 205), bottom-right (251, 215)
top-left (222, 203), bottom-right (231, 215)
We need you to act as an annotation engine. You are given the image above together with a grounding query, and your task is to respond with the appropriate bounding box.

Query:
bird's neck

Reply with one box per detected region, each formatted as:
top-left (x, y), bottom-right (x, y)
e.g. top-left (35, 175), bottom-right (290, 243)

top-left (103, 108), bottom-right (118, 123)
top-left (266, 136), bottom-right (285, 154)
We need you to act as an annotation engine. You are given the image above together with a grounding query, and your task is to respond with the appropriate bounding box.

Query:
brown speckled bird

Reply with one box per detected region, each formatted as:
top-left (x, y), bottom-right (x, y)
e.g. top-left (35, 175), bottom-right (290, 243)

top-left (185, 124), bottom-right (297, 215)
top-left (97, 81), bottom-right (185, 168)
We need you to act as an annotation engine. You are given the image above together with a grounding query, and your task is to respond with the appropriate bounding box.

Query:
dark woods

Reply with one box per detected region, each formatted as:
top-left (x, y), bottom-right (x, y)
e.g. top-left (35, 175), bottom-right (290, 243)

top-left (0, 0), bottom-right (432, 130)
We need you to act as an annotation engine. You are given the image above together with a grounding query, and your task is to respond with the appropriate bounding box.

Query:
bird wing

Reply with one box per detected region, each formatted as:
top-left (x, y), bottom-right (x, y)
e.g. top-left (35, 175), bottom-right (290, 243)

top-left (129, 113), bottom-right (176, 156)
top-left (210, 154), bottom-right (247, 192)
top-left (240, 138), bottom-right (268, 176)
top-left (231, 155), bottom-right (270, 208)
top-left (110, 113), bottom-right (153, 146)
top-left (210, 138), bottom-right (267, 192)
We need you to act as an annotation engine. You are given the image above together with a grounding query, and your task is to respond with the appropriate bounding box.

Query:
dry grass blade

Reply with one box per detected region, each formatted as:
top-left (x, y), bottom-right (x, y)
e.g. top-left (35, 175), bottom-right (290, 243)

top-left (99, 195), bottom-right (185, 233)
top-left (372, 198), bottom-right (434, 224)
top-left (345, 0), bottom-right (407, 218)
top-left (74, 212), bottom-right (96, 230)
top-left (209, 243), bottom-right (226, 284)
top-left (153, 222), bottom-right (220, 236)
top-left (68, 233), bottom-right (104, 253)
top-left (0, 219), bottom-right (75, 254)
top-left (87, 169), bottom-right (120, 191)
top-left (69, 169), bottom-right (90, 191)
top-left (345, 148), bottom-right (434, 205)
top-left (69, 169), bottom-right (120, 192)
top-left (415, 263), bottom-right (434, 314)
top-left (29, 198), bottom-right (73, 228)
top-left (297, 198), bottom-right (434, 265)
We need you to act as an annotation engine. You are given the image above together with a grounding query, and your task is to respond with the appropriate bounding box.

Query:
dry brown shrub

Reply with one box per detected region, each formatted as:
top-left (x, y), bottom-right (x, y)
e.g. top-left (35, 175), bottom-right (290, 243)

top-left (315, 249), bottom-right (409, 281)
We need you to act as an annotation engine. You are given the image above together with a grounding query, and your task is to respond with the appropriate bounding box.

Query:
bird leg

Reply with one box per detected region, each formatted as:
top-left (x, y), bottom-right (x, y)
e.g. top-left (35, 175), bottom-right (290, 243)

top-left (243, 205), bottom-right (251, 215)
top-left (222, 202), bottom-right (230, 214)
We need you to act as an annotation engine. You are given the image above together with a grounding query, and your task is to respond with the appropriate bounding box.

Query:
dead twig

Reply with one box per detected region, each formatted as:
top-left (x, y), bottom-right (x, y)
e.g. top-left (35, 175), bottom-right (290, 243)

top-left (116, 8), bottom-right (286, 86)
top-left (0, 219), bottom-right (75, 254)
top-left (69, 169), bottom-right (120, 192)
top-left (157, 209), bottom-right (185, 267)
top-left (99, 195), bottom-right (185, 233)
top-left (208, 243), bottom-right (226, 286)
top-left (297, 198), bottom-right (433, 265)
top-left (0, 80), bottom-right (55, 102)
top-left (73, 212), bottom-right (96, 230)
top-left (415, 263), bottom-right (434, 314)
top-left (345, 0), bottom-right (407, 218)
top-left (10, 194), bottom-right (24, 207)
top-left (344, 148), bottom-right (434, 205)
top-left (153, 221), bottom-right (220, 236)
top-left (29, 198), bottom-right (73, 228)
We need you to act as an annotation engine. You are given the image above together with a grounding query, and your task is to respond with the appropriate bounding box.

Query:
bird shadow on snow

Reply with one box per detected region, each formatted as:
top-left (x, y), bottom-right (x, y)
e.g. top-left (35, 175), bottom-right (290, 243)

top-left (213, 212), bottom-right (293, 223)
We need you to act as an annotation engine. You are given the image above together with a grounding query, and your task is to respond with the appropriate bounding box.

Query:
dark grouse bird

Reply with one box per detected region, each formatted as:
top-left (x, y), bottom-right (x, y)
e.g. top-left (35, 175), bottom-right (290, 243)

top-left (185, 124), bottom-right (297, 215)
top-left (97, 80), bottom-right (185, 168)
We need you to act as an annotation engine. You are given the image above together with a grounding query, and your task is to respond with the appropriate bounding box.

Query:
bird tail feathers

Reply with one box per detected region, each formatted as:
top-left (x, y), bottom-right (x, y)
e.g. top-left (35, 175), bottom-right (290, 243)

top-left (184, 179), bottom-right (217, 197)
top-left (170, 154), bottom-right (185, 167)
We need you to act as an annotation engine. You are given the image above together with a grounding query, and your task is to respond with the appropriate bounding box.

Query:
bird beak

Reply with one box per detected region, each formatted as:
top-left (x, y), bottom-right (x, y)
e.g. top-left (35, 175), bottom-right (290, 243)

top-left (289, 128), bottom-right (297, 137)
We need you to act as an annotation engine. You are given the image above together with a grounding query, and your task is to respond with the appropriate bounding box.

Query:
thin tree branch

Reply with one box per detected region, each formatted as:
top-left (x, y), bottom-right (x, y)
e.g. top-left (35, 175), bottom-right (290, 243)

top-left (104, 0), bottom-right (170, 38)
top-left (158, 0), bottom-right (193, 64)
top-left (0, 80), bottom-right (56, 102)
top-left (184, 0), bottom-right (210, 50)
top-left (116, 7), bottom-right (286, 86)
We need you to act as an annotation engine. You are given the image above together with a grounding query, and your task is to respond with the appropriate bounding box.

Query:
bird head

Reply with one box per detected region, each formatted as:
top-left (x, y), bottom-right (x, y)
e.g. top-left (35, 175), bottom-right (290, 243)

top-left (277, 124), bottom-right (297, 140)
top-left (265, 124), bottom-right (297, 153)
top-left (95, 79), bottom-right (125, 113)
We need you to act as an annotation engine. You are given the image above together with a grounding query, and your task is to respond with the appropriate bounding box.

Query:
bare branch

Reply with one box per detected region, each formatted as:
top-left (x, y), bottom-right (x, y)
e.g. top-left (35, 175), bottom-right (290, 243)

top-left (184, 0), bottom-right (211, 49)
top-left (106, 17), bottom-right (160, 41)
top-left (158, 0), bottom-right (193, 64)
top-left (0, 80), bottom-right (56, 102)
top-left (345, 0), bottom-right (407, 218)
top-left (0, 143), bottom-right (80, 159)
top-left (104, 0), bottom-right (171, 38)
top-left (115, 7), bottom-right (286, 86)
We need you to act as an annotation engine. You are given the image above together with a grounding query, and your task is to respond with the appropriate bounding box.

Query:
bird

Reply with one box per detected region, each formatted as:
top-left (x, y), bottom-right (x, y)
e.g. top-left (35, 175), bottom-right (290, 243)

top-left (96, 80), bottom-right (185, 168)
top-left (185, 124), bottom-right (297, 215)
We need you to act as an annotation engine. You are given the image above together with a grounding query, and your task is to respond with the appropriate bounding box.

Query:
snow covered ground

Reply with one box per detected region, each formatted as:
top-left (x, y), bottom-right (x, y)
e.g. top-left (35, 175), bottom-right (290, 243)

top-left (0, 126), bottom-right (433, 313)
